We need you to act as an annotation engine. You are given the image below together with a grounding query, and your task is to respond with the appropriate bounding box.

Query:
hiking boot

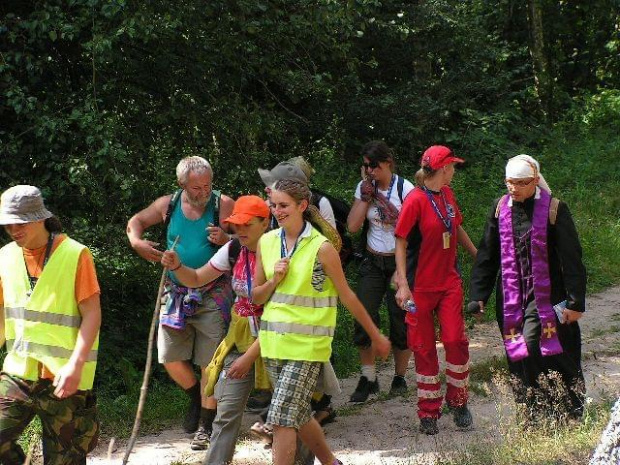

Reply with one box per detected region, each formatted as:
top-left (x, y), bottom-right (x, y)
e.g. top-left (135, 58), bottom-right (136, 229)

top-left (190, 424), bottom-right (211, 451)
top-left (183, 400), bottom-right (201, 434)
top-left (389, 375), bottom-right (408, 396)
top-left (419, 417), bottom-right (439, 435)
top-left (451, 405), bottom-right (473, 429)
top-left (349, 376), bottom-right (379, 403)
top-left (246, 390), bottom-right (272, 413)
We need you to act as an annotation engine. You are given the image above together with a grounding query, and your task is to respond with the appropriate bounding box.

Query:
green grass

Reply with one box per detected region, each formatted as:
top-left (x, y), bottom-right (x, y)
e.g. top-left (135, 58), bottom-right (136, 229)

top-left (97, 378), bottom-right (189, 440)
top-left (437, 399), bottom-right (613, 465)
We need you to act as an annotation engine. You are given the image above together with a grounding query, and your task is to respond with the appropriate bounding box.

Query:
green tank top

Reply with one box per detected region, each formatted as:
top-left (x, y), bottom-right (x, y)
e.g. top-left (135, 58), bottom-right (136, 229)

top-left (167, 192), bottom-right (217, 283)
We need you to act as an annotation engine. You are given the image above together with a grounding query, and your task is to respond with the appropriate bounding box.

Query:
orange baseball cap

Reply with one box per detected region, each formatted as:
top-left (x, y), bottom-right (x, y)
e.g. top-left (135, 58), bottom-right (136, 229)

top-left (223, 195), bottom-right (270, 225)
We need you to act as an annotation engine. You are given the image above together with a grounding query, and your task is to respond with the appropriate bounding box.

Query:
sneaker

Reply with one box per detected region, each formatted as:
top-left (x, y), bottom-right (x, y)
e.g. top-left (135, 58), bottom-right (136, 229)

top-left (183, 401), bottom-right (201, 434)
top-left (389, 375), bottom-right (408, 396)
top-left (250, 421), bottom-right (273, 445)
top-left (190, 424), bottom-right (211, 451)
top-left (419, 417), bottom-right (439, 435)
top-left (349, 376), bottom-right (379, 403)
top-left (246, 390), bottom-right (272, 413)
top-left (451, 405), bottom-right (473, 429)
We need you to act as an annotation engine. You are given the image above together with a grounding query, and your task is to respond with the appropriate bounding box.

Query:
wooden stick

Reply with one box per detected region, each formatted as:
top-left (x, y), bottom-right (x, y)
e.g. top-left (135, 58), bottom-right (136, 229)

top-left (122, 236), bottom-right (179, 464)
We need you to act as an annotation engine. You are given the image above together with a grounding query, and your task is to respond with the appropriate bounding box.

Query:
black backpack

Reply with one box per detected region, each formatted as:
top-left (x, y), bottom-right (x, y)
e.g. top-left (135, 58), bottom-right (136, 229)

top-left (311, 188), bottom-right (355, 267)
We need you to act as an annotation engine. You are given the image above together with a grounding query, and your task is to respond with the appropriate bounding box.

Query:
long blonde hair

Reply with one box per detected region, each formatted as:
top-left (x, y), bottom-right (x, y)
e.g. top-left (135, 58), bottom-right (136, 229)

top-left (271, 179), bottom-right (342, 252)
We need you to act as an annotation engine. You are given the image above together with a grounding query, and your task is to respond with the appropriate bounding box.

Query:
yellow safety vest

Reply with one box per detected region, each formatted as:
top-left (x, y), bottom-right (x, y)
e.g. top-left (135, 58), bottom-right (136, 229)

top-left (259, 225), bottom-right (337, 362)
top-left (0, 237), bottom-right (99, 390)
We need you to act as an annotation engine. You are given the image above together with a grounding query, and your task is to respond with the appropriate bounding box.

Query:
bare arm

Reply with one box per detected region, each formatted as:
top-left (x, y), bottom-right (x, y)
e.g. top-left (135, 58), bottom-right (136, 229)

top-left (53, 293), bottom-right (102, 398)
top-left (318, 243), bottom-right (390, 358)
top-left (457, 225), bottom-right (477, 259)
top-left (347, 198), bottom-right (370, 233)
top-left (394, 236), bottom-right (412, 307)
top-left (161, 250), bottom-right (224, 288)
top-left (251, 241), bottom-right (289, 305)
top-left (127, 195), bottom-right (171, 262)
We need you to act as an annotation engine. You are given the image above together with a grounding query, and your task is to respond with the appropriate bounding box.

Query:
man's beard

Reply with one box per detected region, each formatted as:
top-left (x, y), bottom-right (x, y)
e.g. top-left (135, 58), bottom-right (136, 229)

top-left (186, 192), bottom-right (210, 208)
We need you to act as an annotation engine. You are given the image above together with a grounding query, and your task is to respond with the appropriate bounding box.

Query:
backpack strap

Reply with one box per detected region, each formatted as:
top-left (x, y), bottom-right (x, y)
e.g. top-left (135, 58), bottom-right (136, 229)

top-left (397, 175), bottom-right (405, 203)
top-left (549, 197), bottom-right (560, 225)
top-left (227, 238), bottom-right (242, 270)
top-left (495, 194), bottom-right (560, 225)
top-left (311, 190), bottom-right (323, 209)
top-left (164, 189), bottom-right (183, 229)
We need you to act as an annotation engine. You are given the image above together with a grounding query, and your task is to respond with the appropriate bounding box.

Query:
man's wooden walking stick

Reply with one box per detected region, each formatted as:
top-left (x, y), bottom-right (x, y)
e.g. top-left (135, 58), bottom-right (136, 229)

top-left (123, 235), bottom-right (179, 464)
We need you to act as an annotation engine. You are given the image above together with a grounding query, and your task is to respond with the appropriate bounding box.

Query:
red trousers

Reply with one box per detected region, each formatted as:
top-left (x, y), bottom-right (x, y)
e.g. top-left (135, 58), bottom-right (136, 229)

top-left (406, 285), bottom-right (469, 419)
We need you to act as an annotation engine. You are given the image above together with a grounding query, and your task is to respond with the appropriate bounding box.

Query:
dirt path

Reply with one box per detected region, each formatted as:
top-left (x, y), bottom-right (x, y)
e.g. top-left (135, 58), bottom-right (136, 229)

top-left (90, 286), bottom-right (620, 465)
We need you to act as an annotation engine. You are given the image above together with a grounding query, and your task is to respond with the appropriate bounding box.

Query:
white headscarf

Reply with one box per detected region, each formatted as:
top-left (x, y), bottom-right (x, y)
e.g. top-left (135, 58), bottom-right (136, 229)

top-left (505, 154), bottom-right (551, 194)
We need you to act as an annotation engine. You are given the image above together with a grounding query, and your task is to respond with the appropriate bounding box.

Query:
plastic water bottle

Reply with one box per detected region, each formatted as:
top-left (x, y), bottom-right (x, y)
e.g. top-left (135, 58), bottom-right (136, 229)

top-left (403, 299), bottom-right (417, 314)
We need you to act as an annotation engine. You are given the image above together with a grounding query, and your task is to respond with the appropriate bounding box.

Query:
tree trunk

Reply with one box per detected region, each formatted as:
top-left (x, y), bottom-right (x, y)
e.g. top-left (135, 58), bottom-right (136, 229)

top-left (526, 0), bottom-right (554, 123)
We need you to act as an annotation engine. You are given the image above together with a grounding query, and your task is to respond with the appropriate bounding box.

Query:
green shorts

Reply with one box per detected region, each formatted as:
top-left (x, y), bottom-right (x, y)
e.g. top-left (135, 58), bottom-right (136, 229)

top-left (157, 293), bottom-right (226, 367)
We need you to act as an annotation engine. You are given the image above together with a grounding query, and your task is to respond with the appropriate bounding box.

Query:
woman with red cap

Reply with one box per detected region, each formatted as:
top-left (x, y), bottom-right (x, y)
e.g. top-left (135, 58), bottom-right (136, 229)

top-left (162, 195), bottom-right (273, 463)
top-left (394, 145), bottom-right (477, 435)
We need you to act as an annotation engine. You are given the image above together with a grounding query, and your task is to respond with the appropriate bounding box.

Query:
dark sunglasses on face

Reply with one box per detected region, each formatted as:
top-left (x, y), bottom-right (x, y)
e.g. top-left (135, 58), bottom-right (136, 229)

top-left (362, 161), bottom-right (380, 170)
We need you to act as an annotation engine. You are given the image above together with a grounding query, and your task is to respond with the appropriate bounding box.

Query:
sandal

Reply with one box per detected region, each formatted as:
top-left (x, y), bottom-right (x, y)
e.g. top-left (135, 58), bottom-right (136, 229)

top-left (314, 407), bottom-right (337, 426)
top-left (250, 421), bottom-right (273, 444)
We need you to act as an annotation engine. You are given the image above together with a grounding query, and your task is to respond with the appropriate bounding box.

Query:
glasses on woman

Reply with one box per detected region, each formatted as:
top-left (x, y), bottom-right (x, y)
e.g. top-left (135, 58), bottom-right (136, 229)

top-left (505, 178), bottom-right (535, 188)
top-left (362, 161), bottom-right (380, 170)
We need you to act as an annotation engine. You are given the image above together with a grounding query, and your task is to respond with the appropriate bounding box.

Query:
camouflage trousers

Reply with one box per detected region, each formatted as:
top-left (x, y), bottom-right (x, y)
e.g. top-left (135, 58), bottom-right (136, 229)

top-left (0, 373), bottom-right (99, 465)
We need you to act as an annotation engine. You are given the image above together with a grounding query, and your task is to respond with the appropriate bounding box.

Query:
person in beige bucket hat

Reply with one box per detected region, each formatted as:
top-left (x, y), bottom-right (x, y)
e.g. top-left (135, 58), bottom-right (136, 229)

top-left (0, 185), bottom-right (102, 463)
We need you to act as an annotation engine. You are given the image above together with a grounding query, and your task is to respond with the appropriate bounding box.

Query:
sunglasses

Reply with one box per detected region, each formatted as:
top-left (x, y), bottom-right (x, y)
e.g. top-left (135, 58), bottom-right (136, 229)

top-left (505, 178), bottom-right (535, 188)
top-left (362, 161), bottom-right (380, 170)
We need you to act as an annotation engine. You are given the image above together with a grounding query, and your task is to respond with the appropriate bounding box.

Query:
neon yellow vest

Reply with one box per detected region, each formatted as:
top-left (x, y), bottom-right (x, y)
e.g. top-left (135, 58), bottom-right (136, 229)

top-left (259, 225), bottom-right (337, 362)
top-left (0, 237), bottom-right (99, 390)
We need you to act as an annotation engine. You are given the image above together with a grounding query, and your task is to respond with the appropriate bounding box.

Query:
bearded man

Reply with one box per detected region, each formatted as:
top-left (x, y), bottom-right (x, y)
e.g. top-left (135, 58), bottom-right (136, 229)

top-left (127, 156), bottom-right (235, 449)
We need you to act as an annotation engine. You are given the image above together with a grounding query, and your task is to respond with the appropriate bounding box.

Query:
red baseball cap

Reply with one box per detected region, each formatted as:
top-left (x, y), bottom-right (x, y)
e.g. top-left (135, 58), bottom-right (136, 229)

top-left (223, 195), bottom-right (270, 225)
top-left (420, 145), bottom-right (464, 170)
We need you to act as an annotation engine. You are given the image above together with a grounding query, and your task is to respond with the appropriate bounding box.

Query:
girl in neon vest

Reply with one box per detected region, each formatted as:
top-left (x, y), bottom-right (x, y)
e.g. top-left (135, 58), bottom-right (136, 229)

top-left (252, 179), bottom-right (391, 465)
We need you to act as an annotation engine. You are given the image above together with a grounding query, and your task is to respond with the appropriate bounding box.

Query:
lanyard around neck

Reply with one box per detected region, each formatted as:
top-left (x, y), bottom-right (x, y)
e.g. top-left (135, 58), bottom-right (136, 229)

top-left (375, 174), bottom-right (396, 200)
top-left (25, 233), bottom-right (56, 292)
top-left (280, 223), bottom-right (306, 259)
top-left (422, 187), bottom-right (452, 232)
top-left (244, 247), bottom-right (253, 296)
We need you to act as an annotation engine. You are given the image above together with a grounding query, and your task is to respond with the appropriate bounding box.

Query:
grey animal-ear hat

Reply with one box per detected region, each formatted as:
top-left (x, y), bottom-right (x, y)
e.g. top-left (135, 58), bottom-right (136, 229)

top-left (0, 185), bottom-right (53, 225)
top-left (257, 161), bottom-right (308, 187)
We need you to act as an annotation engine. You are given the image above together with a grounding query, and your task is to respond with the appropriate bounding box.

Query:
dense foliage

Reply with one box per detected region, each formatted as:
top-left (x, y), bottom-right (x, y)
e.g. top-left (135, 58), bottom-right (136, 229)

top-left (1, 0), bottom-right (619, 400)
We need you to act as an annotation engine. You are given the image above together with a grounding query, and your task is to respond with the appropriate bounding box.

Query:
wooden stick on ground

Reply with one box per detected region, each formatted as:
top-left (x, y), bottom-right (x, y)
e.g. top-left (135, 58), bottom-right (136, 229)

top-left (122, 235), bottom-right (180, 465)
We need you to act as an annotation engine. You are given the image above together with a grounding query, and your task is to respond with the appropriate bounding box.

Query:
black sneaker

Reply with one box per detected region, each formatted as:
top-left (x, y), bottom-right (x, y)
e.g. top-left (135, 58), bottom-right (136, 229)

top-left (246, 390), bottom-right (272, 413)
top-left (190, 424), bottom-right (211, 450)
top-left (451, 405), bottom-right (473, 429)
top-left (349, 376), bottom-right (379, 403)
top-left (183, 401), bottom-right (201, 434)
top-left (419, 417), bottom-right (439, 435)
top-left (389, 375), bottom-right (408, 396)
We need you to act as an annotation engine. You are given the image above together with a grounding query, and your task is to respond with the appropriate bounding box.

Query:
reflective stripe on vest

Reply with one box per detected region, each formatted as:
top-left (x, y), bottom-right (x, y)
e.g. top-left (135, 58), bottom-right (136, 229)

top-left (5, 307), bottom-right (82, 328)
top-left (261, 320), bottom-right (335, 337)
top-left (0, 237), bottom-right (99, 390)
top-left (6, 338), bottom-right (98, 362)
top-left (258, 225), bottom-right (337, 362)
top-left (270, 292), bottom-right (338, 309)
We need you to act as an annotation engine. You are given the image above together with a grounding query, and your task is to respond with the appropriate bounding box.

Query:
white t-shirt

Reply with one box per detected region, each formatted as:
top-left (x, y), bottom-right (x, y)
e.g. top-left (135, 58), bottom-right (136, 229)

top-left (354, 175), bottom-right (415, 254)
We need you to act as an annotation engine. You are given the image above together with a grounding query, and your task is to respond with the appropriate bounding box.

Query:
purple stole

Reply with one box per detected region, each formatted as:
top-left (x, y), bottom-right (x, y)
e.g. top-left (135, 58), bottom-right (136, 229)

top-left (498, 189), bottom-right (563, 362)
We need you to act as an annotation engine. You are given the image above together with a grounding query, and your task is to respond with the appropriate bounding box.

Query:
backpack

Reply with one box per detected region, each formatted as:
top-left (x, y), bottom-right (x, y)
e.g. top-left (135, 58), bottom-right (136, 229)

top-left (311, 188), bottom-right (355, 267)
top-left (164, 189), bottom-right (222, 243)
